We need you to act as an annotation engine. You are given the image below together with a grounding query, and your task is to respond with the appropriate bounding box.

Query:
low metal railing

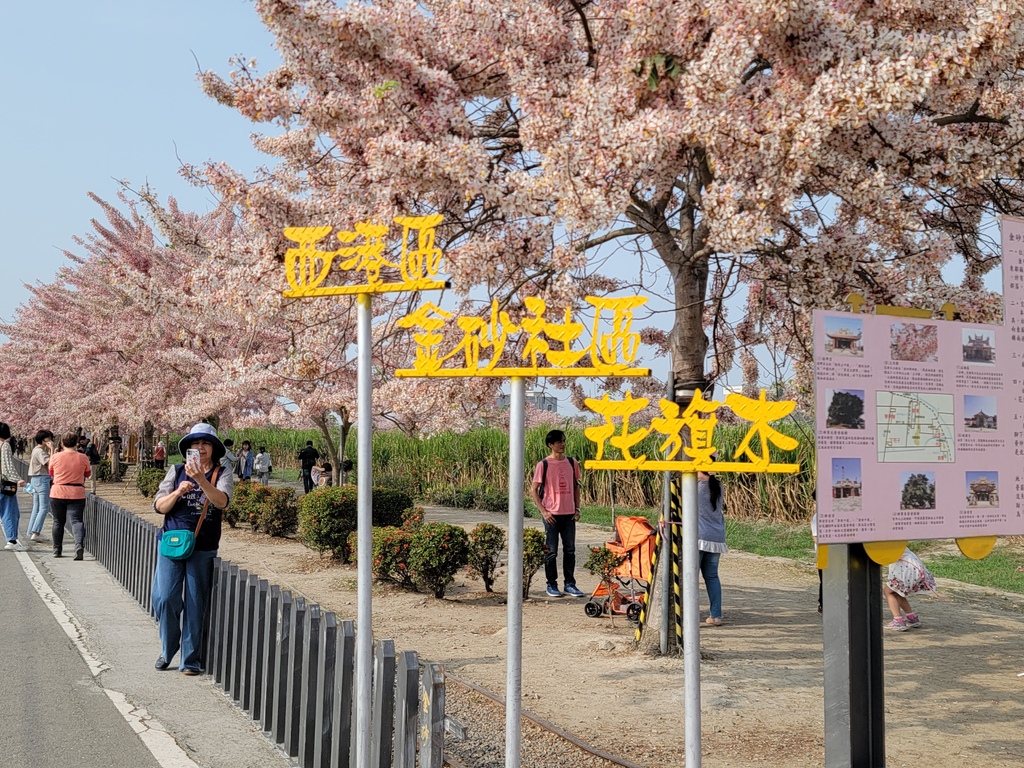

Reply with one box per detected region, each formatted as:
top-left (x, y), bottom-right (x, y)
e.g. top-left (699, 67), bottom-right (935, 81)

top-left (84, 495), bottom-right (445, 768)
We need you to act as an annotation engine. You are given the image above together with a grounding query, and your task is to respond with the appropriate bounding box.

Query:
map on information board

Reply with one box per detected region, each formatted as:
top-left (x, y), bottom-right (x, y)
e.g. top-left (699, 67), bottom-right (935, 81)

top-left (813, 216), bottom-right (1024, 543)
top-left (876, 392), bottom-right (955, 463)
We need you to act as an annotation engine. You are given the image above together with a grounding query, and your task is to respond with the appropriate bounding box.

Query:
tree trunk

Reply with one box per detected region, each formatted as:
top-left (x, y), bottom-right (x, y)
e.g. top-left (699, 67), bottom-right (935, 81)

top-left (337, 405), bottom-right (353, 486)
top-left (310, 412), bottom-right (339, 483)
top-left (142, 419), bottom-right (155, 467)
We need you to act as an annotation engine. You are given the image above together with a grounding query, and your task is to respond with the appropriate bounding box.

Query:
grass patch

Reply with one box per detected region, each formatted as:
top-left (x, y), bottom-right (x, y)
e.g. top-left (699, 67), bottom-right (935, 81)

top-left (725, 519), bottom-right (815, 562)
top-left (921, 551), bottom-right (1024, 594)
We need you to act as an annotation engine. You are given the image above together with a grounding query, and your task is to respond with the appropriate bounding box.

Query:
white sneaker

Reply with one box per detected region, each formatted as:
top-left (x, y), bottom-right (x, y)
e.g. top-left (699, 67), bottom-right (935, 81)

top-left (4, 541), bottom-right (20, 551)
top-left (29, 533), bottom-right (40, 542)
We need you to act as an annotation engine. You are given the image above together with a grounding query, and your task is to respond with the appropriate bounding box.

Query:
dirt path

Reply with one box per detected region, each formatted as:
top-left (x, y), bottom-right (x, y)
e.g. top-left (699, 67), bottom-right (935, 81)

top-left (101, 484), bottom-right (1024, 767)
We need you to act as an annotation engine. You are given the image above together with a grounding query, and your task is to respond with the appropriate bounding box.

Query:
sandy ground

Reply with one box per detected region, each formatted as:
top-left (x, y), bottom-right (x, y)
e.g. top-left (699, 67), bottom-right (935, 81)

top-left (100, 484), bottom-right (1024, 767)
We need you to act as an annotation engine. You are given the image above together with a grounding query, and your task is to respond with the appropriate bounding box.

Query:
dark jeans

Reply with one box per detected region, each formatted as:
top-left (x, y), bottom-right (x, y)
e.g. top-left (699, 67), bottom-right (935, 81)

top-left (543, 515), bottom-right (576, 588)
top-left (301, 469), bottom-right (314, 493)
top-left (50, 497), bottom-right (86, 554)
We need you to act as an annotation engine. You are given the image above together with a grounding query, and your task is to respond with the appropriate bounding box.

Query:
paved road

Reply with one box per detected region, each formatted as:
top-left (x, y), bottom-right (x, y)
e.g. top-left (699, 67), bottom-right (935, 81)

top-left (3, 492), bottom-right (290, 768)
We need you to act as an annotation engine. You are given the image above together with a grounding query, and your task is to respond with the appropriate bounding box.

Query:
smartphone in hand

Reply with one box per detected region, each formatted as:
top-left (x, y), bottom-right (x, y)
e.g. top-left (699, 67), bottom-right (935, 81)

top-left (186, 448), bottom-right (201, 469)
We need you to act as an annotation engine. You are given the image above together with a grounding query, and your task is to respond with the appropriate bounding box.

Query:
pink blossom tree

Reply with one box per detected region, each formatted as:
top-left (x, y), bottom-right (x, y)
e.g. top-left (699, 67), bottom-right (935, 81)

top-left (195, 0), bottom-right (1021, 400)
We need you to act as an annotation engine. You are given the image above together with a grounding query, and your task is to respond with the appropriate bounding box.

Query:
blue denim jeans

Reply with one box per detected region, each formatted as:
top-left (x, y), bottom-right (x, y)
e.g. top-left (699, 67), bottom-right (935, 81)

top-left (699, 551), bottom-right (722, 619)
top-left (0, 492), bottom-right (20, 542)
top-left (543, 515), bottom-right (576, 588)
top-left (28, 475), bottom-right (51, 535)
top-left (152, 548), bottom-right (217, 672)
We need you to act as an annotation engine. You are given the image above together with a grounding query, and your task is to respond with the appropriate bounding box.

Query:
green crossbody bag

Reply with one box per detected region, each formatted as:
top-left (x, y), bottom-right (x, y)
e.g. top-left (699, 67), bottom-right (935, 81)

top-left (159, 468), bottom-right (221, 560)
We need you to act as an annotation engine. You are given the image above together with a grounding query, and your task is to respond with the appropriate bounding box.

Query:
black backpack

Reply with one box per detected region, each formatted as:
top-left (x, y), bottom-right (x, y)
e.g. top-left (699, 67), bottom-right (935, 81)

top-left (538, 456), bottom-right (577, 501)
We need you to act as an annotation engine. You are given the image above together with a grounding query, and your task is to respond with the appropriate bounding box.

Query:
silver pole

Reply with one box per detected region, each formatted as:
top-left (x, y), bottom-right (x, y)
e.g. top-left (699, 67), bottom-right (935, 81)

top-left (355, 293), bottom-right (373, 768)
top-left (505, 377), bottom-right (525, 768)
top-left (681, 470), bottom-right (701, 767)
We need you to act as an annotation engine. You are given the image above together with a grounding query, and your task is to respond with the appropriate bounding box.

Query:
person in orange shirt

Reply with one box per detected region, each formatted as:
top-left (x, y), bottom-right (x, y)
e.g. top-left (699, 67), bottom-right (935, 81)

top-left (48, 432), bottom-right (92, 560)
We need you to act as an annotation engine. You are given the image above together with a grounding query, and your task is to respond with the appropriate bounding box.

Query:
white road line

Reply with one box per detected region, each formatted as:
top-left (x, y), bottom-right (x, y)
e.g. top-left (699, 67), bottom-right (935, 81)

top-left (15, 551), bottom-right (202, 768)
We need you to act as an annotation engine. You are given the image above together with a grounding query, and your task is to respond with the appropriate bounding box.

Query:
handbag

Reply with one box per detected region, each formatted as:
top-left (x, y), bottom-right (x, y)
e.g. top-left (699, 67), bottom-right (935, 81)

top-left (0, 445), bottom-right (17, 496)
top-left (159, 467), bottom-right (222, 560)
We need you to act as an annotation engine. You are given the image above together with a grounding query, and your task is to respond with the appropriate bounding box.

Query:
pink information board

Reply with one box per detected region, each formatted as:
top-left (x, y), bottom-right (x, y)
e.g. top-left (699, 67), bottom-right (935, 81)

top-left (814, 216), bottom-right (1024, 543)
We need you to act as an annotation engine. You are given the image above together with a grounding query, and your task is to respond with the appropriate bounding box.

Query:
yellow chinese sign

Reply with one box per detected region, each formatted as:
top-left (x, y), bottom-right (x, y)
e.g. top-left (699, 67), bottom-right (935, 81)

top-left (585, 389), bottom-right (799, 474)
top-left (282, 214), bottom-right (449, 297)
top-left (394, 296), bottom-right (651, 378)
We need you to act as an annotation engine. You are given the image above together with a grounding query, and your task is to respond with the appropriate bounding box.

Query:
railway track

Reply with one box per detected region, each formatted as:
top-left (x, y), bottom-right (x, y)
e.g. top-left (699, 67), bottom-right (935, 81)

top-left (443, 672), bottom-right (647, 768)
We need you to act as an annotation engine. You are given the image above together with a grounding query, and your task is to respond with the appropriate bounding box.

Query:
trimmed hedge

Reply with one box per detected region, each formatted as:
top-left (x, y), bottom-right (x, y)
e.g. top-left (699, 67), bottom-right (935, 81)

top-left (408, 522), bottom-right (469, 599)
top-left (298, 485), bottom-right (413, 562)
top-left (136, 468), bottom-right (166, 498)
top-left (229, 480), bottom-right (298, 536)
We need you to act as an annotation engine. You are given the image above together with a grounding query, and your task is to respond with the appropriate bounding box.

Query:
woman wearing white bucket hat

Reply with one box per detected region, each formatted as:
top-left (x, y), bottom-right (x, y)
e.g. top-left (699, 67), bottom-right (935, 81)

top-left (151, 422), bottom-right (234, 675)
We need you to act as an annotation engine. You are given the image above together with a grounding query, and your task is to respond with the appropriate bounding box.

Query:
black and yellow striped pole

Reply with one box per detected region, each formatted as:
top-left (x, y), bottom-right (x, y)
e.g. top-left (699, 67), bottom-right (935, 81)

top-left (669, 473), bottom-right (683, 650)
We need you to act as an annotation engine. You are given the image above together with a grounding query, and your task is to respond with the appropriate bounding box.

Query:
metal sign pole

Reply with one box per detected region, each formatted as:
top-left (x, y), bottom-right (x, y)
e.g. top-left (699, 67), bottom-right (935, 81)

top-left (681, 470), bottom-right (701, 768)
top-left (823, 543), bottom-right (885, 767)
top-left (505, 377), bottom-right (525, 768)
top-left (355, 293), bottom-right (374, 768)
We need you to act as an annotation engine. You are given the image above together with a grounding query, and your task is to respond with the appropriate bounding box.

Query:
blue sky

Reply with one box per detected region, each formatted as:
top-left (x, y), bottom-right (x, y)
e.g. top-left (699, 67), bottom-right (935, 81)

top-left (0, 0), bottom-right (279, 317)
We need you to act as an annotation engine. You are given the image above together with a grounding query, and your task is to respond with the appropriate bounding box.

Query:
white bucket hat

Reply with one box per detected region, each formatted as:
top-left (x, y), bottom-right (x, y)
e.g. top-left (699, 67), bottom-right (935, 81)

top-left (178, 423), bottom-right (226, 462)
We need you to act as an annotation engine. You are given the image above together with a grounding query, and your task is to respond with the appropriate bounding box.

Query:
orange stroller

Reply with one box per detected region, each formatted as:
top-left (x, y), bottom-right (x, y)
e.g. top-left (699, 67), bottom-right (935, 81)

top-left (584, 516), bottom-right (657, 624)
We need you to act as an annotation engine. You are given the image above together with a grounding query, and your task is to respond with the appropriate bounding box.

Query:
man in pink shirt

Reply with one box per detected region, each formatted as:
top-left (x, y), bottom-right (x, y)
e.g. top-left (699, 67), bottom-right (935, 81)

top-left (530, 429), bottom-right (583, 598)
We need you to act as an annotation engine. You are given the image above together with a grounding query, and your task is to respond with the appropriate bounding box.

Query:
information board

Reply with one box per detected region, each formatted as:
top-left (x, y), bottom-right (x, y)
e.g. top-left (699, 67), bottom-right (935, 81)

top-left (814, 216), bottom-right (1024, 543)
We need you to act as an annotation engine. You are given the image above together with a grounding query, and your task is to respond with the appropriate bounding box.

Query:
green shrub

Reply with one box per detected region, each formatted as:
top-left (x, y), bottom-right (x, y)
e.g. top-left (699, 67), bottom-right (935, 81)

top-left (230, 480), bottom-right (297, 536)
top-left (401, 506), bottom-right (425, 531)
top-left (452, 487), bottom-right (477, 509)
top-left (373, 488), bottom-right (414, 528)
top-left (467, 523), bottom-right (506, 593)
top-left (408, 522), bottom-right (469, 598)
top-left (480, 491), bottom-right (509, 514)
top-left (372, 526), bottom-right (414, 587)
top-left (136, 468), bottom-right (166, 498)
top-left (95, 459), bottom-right (112, 483)
top-left (299, 486), bottom-right (359, 561)
top-left (225, 479), bottom-right (255, 527)
top-left (256, 487), bottom-right (299, 537)
top-left (523, 528), bottom-right (546, 599)
top-left (297, 486), bottom-right (415, 561)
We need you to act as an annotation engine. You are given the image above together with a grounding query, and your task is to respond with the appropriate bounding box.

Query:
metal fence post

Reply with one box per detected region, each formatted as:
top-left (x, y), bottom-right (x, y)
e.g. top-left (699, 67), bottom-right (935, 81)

top-left (284, 597), bottom-right (307, 758)
top-left (249, 578), bottom-right (270, 721)
top-left (314, 612), bottom-right (337, 768)
top-left (418, 662), bottom-right (444, 768)
top-left (373, 639), bottom-right (396, 768)
top-left (332, 620), bottom-right (356, 768)
top-left (260, 585), bottom-right (281, 735)
top-left (298, 604), bottom-right (321, 768)
top-left (272, 590), bottom-right (294, 745)
top-left (393, 651), bottom-right (419, 768)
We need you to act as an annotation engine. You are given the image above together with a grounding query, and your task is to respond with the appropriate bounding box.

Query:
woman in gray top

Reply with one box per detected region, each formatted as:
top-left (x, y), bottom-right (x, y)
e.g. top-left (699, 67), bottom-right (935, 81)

top-left (27, 429), bottom-right (54, 542)
top-left (697, 468), bottom-right (727, 625)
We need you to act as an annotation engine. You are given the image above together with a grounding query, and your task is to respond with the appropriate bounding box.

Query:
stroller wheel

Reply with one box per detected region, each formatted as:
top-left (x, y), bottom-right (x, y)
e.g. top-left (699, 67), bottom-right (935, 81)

top-left (584, 601), bottom-right (603, 618)
top-left (626, 603), bottom-right (642, 623)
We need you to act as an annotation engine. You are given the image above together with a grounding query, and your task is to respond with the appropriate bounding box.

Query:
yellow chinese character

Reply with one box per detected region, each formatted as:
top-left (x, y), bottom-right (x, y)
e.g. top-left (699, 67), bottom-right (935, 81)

top-left (679, 390), bottom-right (720, 467)
top-left (396, 302), bottom-right (452, 374)
top-left (519, 297), bottom-right (551, 368)
top-left (444, 300), bottom-right (519, 372)
top-left (394, 214), bottom-right (444, 283)
top-left (589, 296), bottom-right (645, 367)
top-left (336, 221), bottom-right (393, 284)
top-left (650, 400), bottom-right (686, 460)
top-left (283, 226), bottom-right (338, 295)
top-left (543, 304), bottom-right (588, 368)
top-left (725, 391), bottom-right (799, 471)
top-left (583, 392), bottom-right (651, 467)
